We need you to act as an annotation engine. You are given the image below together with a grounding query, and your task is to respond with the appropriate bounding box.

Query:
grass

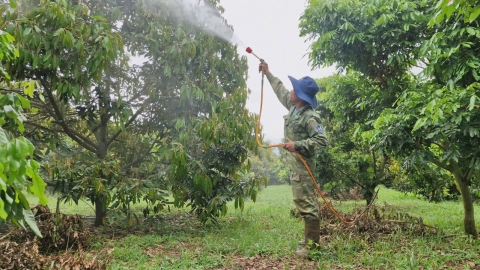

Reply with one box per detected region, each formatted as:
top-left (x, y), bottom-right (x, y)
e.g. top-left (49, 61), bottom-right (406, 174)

top-left (33, 186), bottom-right (480, 269)
top-left (27, 192), bottom-right (96, 216)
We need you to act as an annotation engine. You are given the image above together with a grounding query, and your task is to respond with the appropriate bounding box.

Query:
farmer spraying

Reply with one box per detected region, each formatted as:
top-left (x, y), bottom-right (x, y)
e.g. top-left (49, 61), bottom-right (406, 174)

top-left (258, 61), bottom-right (328, 257)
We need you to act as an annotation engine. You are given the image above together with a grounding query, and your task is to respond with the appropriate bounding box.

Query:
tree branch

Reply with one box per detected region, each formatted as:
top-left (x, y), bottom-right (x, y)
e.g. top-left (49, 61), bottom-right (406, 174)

top-left (106, 103), bottom-right (148, 146)
top-left (25, 121), bottom-right (63, 133)
top-left (122, 133), bottom-right (161, 170)
top-left (39, 77), bottom-right (97, 153)
top-left (427, 155), bottom-right (450, 171)
top-left (377, 152), bottom-right (388, 183)
top-left (0, 87), bottom-right (23, 93)
top-left (330, 164), bottom-right (366, 189)
top-left (414, 139), bottom-right (451, 172)
top-left (465, 163), bottom-right (476, 181)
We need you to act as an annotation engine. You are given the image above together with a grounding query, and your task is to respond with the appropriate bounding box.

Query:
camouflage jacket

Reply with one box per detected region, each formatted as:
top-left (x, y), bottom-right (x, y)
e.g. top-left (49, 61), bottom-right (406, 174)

top-left (266, 72), bottom-right (328, 175)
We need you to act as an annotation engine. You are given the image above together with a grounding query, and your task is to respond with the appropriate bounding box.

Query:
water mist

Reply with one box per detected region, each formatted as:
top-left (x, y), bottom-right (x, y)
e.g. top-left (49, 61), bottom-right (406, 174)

top-left (168, 0), bottom-right (246, 48)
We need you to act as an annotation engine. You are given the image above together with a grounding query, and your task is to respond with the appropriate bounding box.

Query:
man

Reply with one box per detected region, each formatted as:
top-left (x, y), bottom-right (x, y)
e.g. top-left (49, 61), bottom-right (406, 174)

top-left (259, 62), bottom-right (328, 257)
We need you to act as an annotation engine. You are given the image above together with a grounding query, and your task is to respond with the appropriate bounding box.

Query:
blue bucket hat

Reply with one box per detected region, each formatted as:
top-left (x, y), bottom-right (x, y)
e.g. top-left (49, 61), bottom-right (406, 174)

top-left (288, 76), bottom-right (319, 108)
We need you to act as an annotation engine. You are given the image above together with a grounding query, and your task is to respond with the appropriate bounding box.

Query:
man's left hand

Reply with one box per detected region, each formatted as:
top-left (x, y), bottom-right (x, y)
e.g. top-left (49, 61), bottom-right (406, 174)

top-left (283, 142), bottom-right (295, 152)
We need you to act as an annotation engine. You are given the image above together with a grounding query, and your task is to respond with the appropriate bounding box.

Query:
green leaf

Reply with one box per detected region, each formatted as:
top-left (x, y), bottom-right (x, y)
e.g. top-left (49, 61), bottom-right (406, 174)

top-left (43, 51), bottom-right (51, 62)
top-left (23, 208), bottom-right (42, 237)
top-left (376, 14), bottom-right (386, 26)
top-left (0, 199), bottom-right (7, 220)
top-left (17, 192), bottom-right (30, 209)
top-left (10, 160), bottom-right (20, 172)
top-left (473, 69), bottom-right (480, 81)
top-left (9, 0), bottom-right (17, 8)
top-left (468, 95), bottom-right (476, 111)
top-left (373, 115), bottom-right (385, 129)
top-left (16, 120), bottom-right (24, 133)
top-left (16, 138), bottom-right (30, 158)
top-left (412, 118), bottom-right (426, 132)
top-left (23, 81), bottom-right (35, 98)
top-left (29, 172), bottom-right (48, 205)
top-left (0, 128), bottom-right (8, 144)
top-left (92, 15), bottom-right (108, 22)
top-left (0, 174), bottom-right (5, 189)
top-left (53, 28), bottom-right (64, 37)
top-left (23, 27), bottom-right (31, 37)
top-left (387, 56), bottom-right (393, 66)
top-left (3, 105), bottom-right (18, 119)
top-left (468, 7), bottom-right (480, 22)
top-left (164, 65), bottom-right (171, 77)
top-left (466, 28), bottom-right (475, 36)
top-left (17, 94), bottom-right (30, 109)
top-left (175, 118), bottom-right (185, 130)
top-left (443, 3), bottom-right (455, 19)
top-left (32, 56), bottom-right (39, 69)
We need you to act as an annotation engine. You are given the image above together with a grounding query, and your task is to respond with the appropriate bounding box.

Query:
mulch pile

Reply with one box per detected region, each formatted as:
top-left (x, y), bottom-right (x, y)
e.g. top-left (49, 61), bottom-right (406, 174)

top-left (320, 205), bottom-right (438, 242)
top-left (292, 202), bottom-right (440, 242)
top-left (0, 205), bottom-right (107, 270)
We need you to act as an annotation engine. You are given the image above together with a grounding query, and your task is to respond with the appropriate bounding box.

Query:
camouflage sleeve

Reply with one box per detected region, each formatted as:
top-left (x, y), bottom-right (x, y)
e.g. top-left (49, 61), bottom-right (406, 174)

top-left (294, 116), bottom-right (328, 158)
top-left (266, 72), bottom-right (290, 109)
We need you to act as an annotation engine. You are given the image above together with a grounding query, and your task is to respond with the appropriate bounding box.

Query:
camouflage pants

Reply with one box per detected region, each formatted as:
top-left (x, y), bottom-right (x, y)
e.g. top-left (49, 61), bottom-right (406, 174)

top-left (291, 173), bottom-right (319, 221)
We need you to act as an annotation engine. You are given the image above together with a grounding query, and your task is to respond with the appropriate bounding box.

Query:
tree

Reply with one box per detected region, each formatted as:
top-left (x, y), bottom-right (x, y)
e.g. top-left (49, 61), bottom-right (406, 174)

top-left (300, 0), bottom-right (433, 204)
top-left (3, 0), bottom-right (126, 226)
top-left (391, 158), bottom-right (459, 202)
top-left (300, 0), bottom-right (480, 236)
top-left (0, 0), bottom-right (46, 236)
top-left (371, 0), bottom-right (480, 236)
top-left (315, 74), bottom-right (395, 204)
top-left (3, 0), bottom-right (262, 226)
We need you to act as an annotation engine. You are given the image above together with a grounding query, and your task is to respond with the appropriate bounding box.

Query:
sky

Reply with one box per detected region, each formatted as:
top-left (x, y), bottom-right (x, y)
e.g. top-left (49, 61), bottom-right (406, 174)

top-left (219, 0), bottom-right (336, 144)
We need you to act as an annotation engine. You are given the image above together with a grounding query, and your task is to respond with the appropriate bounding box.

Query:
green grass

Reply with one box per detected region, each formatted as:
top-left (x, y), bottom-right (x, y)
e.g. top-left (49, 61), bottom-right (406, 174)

top-left (27, 192), bottom-right (96, 216)
top-left (37, 186), bottom-right (480, 269)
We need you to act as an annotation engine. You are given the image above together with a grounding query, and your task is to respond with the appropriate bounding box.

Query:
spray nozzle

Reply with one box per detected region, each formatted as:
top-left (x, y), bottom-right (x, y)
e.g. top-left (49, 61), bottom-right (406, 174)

top-left (246, 47), bottom-right (264, 62)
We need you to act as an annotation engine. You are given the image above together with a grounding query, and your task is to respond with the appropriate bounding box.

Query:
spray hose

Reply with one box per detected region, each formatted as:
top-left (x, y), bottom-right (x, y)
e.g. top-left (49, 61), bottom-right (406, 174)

top-left (249, 48), bottom-right (372, 225)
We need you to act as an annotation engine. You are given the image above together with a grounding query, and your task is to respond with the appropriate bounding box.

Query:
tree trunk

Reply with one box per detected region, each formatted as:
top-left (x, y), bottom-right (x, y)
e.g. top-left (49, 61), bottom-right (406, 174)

top-left (364, 187), bottom-right (375, 206)
top-left (453, 174), bottom-right (478, 237)
top-left (94, 122), bottom-right (108, 227)
top-left (94, 196), bottom-right (107, 227)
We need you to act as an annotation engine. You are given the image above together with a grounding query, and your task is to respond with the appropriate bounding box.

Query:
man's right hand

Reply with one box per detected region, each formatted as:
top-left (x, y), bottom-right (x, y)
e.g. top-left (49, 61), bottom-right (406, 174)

top-left (259, 62), bottom-right (270, 74)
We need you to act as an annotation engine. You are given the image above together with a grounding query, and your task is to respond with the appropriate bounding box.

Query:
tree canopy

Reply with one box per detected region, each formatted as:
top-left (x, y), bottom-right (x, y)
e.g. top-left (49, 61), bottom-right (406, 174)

top-left (1, 0), bottom-right (263, 227)
top-left (0, 0), bottom-right (47, 236)
top-left (301, 0), bottom-right (480, 236)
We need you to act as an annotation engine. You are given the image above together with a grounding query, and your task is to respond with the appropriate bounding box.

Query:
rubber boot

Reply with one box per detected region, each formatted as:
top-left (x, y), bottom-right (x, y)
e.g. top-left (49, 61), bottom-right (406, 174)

top-left (295, 219), bottom-right (320, 257)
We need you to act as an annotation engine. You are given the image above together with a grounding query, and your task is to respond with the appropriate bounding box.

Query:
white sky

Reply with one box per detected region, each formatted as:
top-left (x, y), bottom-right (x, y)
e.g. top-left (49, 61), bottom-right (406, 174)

top-left (220, 0), bottom-right (336, 144)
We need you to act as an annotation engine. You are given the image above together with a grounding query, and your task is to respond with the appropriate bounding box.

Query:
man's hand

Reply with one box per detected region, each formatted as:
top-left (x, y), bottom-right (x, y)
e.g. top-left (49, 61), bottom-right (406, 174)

top-left (259, 62), bottom-right (270, 74)
top-left (283, 141), bottom-right (295, 152)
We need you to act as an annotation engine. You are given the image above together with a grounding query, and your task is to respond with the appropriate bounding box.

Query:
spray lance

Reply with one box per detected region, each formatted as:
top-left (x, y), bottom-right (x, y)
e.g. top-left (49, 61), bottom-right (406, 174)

top-left (245, 47), bottom-right (264, 63)
top-left (245, 47), bottom-right (274, 150)
top-left (245, 47), bottom-right (373, 225)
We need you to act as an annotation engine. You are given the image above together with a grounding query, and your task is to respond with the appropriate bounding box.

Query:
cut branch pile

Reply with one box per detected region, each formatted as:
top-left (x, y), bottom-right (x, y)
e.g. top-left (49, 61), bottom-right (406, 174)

top-left (291, 203), bottom-right (440, 241)
top-left (0, 205), bottom-right (107, 269)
